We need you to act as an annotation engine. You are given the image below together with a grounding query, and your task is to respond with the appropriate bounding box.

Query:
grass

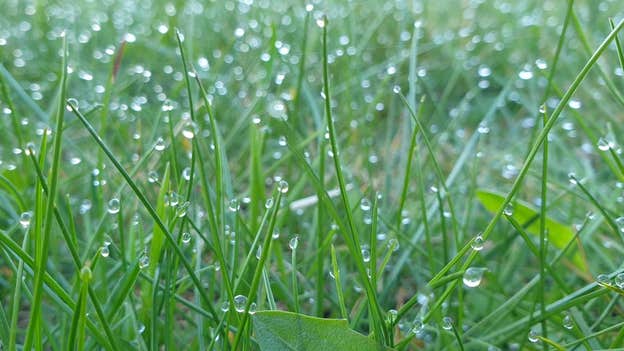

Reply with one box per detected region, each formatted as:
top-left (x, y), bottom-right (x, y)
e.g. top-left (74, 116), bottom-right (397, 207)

top-left (1, 1), bottom-right (624, 350)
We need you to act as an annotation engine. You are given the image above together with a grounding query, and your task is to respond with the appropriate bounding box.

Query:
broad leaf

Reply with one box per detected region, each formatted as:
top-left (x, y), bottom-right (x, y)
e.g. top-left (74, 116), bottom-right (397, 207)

top-left (476, 189), bottom-right (586, 270)
top-left (253, 311), bottom-right (393, 351)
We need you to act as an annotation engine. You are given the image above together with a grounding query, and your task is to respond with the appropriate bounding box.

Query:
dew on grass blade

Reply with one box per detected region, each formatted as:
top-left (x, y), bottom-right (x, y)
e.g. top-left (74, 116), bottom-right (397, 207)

top-left (411, 319), bottom-right (425, 337)
top-left (615, 273), bottom-right (624, 288)
top-left (148, 171), bottom-right (159, 183)
top-left (139, 252), bottom-right (149, 269)
top-left (568, 172), bottom-right (578, 185)
top-left (154, 137), bottom-right (166, 151)
top-left (249, 302), bottom-right (257, 315)
top-left (19, 211), bottom-right (32, 229)
top-left (471, 233), bottom-right (484, 251)
top-left (360, 198), bottom-right (371, 211)
top-left (387, 309), bottom-right (398, 323)
top-left (562, 312), bottom-right (574, 330)
top-left (278, 180), bottom-right (289, 193)
top-left (528, 329), bottom-right (539, 343)
top-left (388, 238), bottom-right (400, 252)
top-left (289, 235), bottom-right (299, 250)
top-left (137, 324), bottom-right (145, 334)
top-left (616, 217), bottom-right (624, 233)
top-left (181, 167), bottom-right (191, 181)
top-left (66, 97), bottom-right (79, 111)
top-left (265, 197), bottom-right (274, 209)
top-left (597, 137), bottom-right (614, 151)
top-left (228, 198), bottom-right (240, 212)
top-left (361, 247), bottom-right (371, 262)
top-left (596, 274), bottom-right (610, 285)
top-left (107, 198), bottom-right (120, 214)
top-left (503, 203), bottom-right (513, 216)
top-left (234, 295), bottom-right (247, 313)
top-left (100, 244), bottom-right (110, 258)
top-left (272, 230), bottom-right (280, 239)
top-left (441, 316), bottom-right (453, 330)
top-left (182, 232), bottom-right (191, 244)
top-left (392, 85), bottom-right (401, 94)
top-left (176, 201), bottom-right (190, 217)
top-left (256, 245), bottom-right (262, 260)
top-left (463, 267), bottom-right (486, 288)
top-left (220, 301), bottom-right (229, 312)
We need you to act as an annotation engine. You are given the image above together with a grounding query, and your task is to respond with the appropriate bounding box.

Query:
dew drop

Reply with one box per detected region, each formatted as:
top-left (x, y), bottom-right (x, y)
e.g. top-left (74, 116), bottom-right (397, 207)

top-left (597, 274), bottom-right (610, 285)
top-left (289, 235), bottom-right (299, 250)
top-left (528, 329), bottom-right (539, 343)
top-left (562, 313), bottom-right (574, 330)
top-left (278, 180), bottom-right (289, 193)
top-left (139, 253), bottom-right (149, 269)
top-left (272, 230), bottom-right (280, 239)
top-left (360, 198), bottom-right (371, 211)
top-left (503, 203), bottom-right (514, 216)
top-left (234, 295), bottom-right (247, 312)
top-left (316, 17), bottom-right (326, 28)
top-left (182, 167), bottom-right (191, 181)
top-left (471, 233), bottom-right (484, 251)
top-left (441, 316), bottom-right (453, 330)
top-left (221, 301), bottom-right (230, 312)
top-left (616, 217), bottom-right (624, 233)
top-left (249, 302), bottom-right (257, 315)
top-left (411, 319), bottom-right (425, 336)
top-left (107, 198), bottom-right (120, 214)
top-left (176, 201), bottom-right (190, 218)
top-left (137, 324), bottom-right (145, 334)
top-left (463, 267), bottom-right (486, 288)
top-left (148, 171), bottom-right (159, 183)
top-left (265, 197), bottom-right (274, 209)
top-left (387, 238), bottom-right (400, 252)
top-left (256, 245), bottom-right (262, 260)
top-left (392, 85), bottom-right (401, 94)
top-left (568, 172), bottom-right (578, 185)
top-left (387, 309), bottom-right (398, 323)
top-left (228, 198), bottom-right (240, 212)
top-left (361, 248), bottom-right (371, 262)
top-left (182, 232), bottom-right (191, 244)
top-left (19, 211), bottom-right (32, 229)
top-left (597, 137), bottom-right (614, 151)
top-left (615, 273), bottom-right (624, 288)
top-left (100, 245), bottom-right (110, 258)
top-left (66, 98), bottom-right (79, 111)
top-left (154, 137), bottom-right (166, 151)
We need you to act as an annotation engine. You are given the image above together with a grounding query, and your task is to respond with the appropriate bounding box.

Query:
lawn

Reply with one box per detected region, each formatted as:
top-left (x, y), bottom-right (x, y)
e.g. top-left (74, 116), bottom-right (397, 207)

top-left (1, 0), bottom-right (624, 350)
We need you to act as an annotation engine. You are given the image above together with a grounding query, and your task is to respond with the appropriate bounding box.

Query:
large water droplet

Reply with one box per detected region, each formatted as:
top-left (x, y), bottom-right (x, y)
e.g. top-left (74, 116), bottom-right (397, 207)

top-left (234, 295), bottom-right (247, 312)
top-left (562, 313), bottom-right (574, 330)
top-left (528, 329), bottom-right (539, 343)
top-left (278, 180), bottom-right (289, 194)
top-left (107, 198), bottom-right (120, 214)
top-left (441, 316), bottom-right (453, 330)
top-left (597, 274), bottom-right (610, 285)
top-left (182, 232), bottom-right (191, 244)
top-left (289, 235), bottom-right (299, 250)
top-left (463, 267), bottom-right (486, 288)
top-left (154, 137), bottom-right (166, 151)
top-left (615, 273), bottom-right (624, 288)
top-left (597, 137), bottom-right (613, 151)
top-left (471, 233), bottom-right (484, 251)
top-left (19, 211), bottom-right (32, 229)
top-left (360, 198), bottom-right (371, 211)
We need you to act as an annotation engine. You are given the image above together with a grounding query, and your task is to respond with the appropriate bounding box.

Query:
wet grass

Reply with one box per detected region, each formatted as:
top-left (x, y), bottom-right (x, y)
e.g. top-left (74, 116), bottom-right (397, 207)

top-left (1, 1), bottom-right (624, 350)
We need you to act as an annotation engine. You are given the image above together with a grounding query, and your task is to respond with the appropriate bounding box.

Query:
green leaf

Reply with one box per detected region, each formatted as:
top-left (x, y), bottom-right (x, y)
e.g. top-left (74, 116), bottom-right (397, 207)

top-left (252, 311), bottom-right (393, 351)
top-left (476, 189), bottom-right (586, 270)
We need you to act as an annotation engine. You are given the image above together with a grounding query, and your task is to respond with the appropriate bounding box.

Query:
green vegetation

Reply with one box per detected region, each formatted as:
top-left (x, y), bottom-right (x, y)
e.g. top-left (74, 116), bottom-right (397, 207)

top-left (1, 1), bottom-right (624, 350)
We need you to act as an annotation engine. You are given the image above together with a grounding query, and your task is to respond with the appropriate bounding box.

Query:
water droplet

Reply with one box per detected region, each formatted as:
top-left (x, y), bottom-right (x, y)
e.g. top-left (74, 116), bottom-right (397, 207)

top-left (518, 70), bottom-right (533, 80)
top-left (597, 137), bottom-right (614, 151)
top-left (316, 16), bottom-right (326, 28)
top-left (568, 172), bottom-right (578, 185)
top-left (441, 317), bottom-right (453, 330)
top-left (289, 235), bottom-right (299, 250)
top-left (249, 302), bottom-right (257, 315)
top-left (148, 171), bottom-right (159, 183)
top-left (234, 295), bottom-right (247, 312)
top-left (182, 232), bottom-right (191, 244)
top-left (139, 253), bottom-right (149, 269)
top-left (615, 273), bottom-right (624, 288)
top-left (387, 309), bottom-right (398, 323)
top-left (256, 245), bottom-right (262, 260)
top-left (388, 238), bottom-right (400, 252)
top-left (19, 211), bottom-right (32, 229)
top-left (392, 85), bottom-right (401, 94)
top-left (503, 203), bottom-right (514, 216)
top-left (221, 301), bottom-right (230, 312)
top-left (528, 329), bottom-right (539, 343)
top-left (101, 245), bottom-right (110, 258)
top-left (154, 137), bottom-right (166, 151)
top-left (176, 201), bottom-right (190, 217)
top-left (411, 319), bottom-right (425, 336)
top-left (265, 197), bottom-right (274, 209)
top-left (272, 231), bottom-right (280, 239)
top-left (361, 248), bottom-right (371, 262)
top-left (616, 217), bottom-right (624, 233)
top-left (471, 234), bottom-right (484, 251)
top-left (228, 198), bottom-right (240, 212)
top-left (463, 267), bottom-right (486, 288)
top-left (562, 313), bottom-right (574, 330)
top-left (278, 180), bottom-right (289, 194)
top-left (66, 98), bottom-right (79, 111)
top-left (182, 167), bottom-right (191, 181)
top-left (305, 3), bottom-right (314, 12)
top-left (166, 192), bottom-right (179, 207)
top-left (597, 274), bottom-right (610, 285)
top-left (360, 198), bottom-right (371, 211)
top-left (137, 324), bottom-right (145, 334)
top-left (107, 198), bottom-right (120, 214)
